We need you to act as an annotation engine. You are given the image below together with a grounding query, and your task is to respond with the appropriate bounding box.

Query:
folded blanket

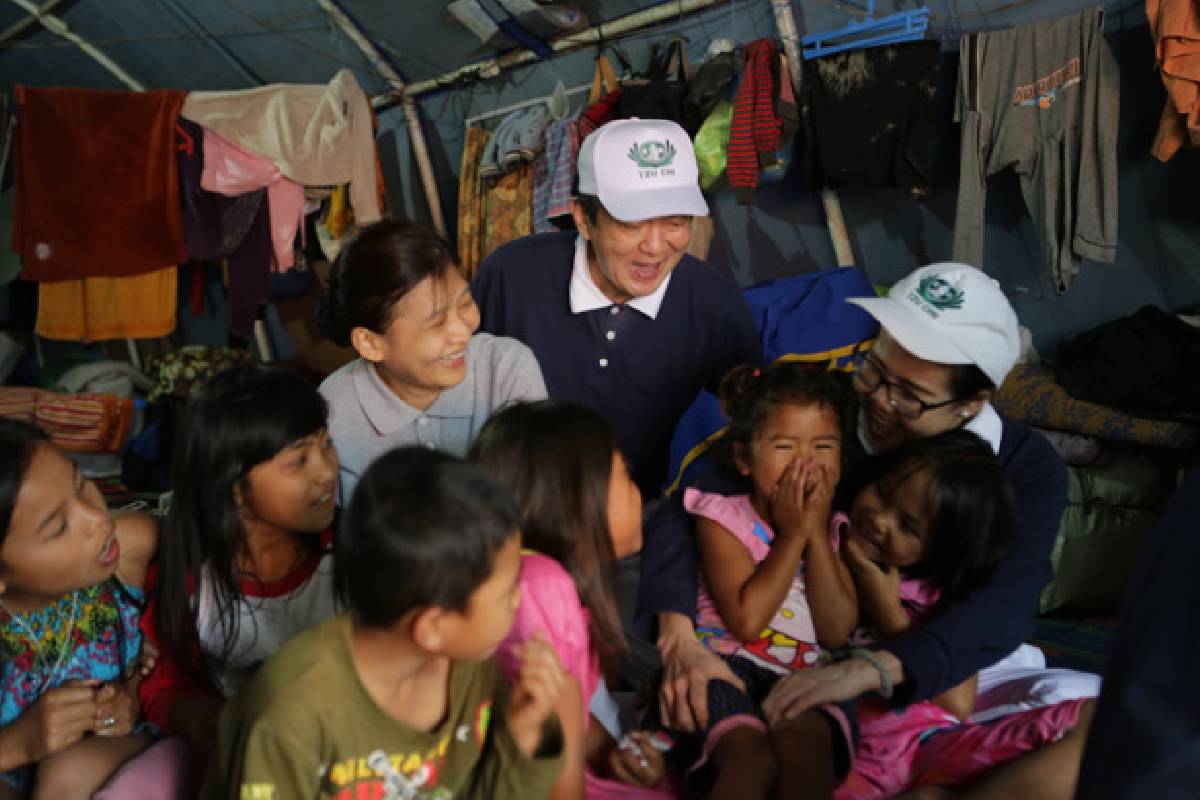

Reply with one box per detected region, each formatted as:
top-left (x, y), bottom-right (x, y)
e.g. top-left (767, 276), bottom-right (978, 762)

top-left (13, 86), bottom-right (188, 281)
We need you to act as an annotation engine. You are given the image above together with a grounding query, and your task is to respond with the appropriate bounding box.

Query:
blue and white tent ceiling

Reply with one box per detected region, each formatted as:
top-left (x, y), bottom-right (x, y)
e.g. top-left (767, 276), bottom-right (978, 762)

top-left (0, 1), bottom-right (1142, 96)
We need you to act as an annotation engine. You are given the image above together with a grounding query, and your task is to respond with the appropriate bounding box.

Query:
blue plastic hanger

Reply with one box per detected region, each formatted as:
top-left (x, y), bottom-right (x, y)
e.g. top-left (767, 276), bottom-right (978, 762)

top-left (800, 0), bottom-right (930, 60)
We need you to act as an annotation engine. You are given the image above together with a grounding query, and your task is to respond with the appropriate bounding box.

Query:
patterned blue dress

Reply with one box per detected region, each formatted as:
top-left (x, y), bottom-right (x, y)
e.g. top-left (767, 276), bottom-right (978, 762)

top-left (0, 578), bottom-right (148, 794)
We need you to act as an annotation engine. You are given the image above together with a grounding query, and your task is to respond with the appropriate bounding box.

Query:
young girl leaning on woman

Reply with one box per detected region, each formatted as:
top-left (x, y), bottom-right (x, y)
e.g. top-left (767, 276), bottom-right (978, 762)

top-left (663, 362), bottom-right (859, 800)
top-left (0, 420), bottom-right (160, 798)
top-left (139, 365), bottom-right (340, 767)
top-left (471, 400), bottom-right (677, 800)
top-left (792, 429), bottom-right (1095, 800)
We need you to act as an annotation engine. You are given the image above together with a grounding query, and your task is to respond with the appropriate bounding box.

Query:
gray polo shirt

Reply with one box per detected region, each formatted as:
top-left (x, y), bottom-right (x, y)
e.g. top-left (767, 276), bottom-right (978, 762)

top-left (319, 332), bottom-right (547, 501)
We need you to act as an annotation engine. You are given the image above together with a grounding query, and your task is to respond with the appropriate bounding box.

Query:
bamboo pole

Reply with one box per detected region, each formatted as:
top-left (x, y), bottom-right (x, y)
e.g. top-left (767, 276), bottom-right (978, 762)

top-left (0, 0), bottom-right (67, 46)
top-left (769, 0), bottom-right (856, 268)
top-left (317, 0), bottom-right (448, 238)
top-left (6, 0), bottom-right (144, 90)
top-left (380, 0), bottom-right (731, 103)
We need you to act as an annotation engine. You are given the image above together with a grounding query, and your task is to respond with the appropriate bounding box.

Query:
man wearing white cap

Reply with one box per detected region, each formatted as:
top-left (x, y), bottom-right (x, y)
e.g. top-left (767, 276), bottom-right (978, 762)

top-left (645, 264), bottom-right (1075, 792)
top-left (472, 118), bottom-right (760, 499)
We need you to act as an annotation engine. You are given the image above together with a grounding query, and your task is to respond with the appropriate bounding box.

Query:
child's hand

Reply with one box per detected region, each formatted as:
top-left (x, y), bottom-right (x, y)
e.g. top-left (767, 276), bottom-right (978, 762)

top-left (772, 460), bottom-right (834, 539)
top-left (136, 640), bottom-right (159, 678)
top-left (93, 675), bottom-right (141, 737)
top-left (843, 538), bottom-right (902, 606)
top-left (507, 632), bottom-right (567, 758)
top-left (608, 731), bottom-right (665, 788)
top-left (10, 682), bottom-right (98, 763)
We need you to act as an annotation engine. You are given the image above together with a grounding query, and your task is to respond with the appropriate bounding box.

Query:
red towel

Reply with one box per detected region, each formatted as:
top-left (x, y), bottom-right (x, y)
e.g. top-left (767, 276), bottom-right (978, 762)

top-left (727, 39), bottom-right (782, 204)
top-left (13, 86), bottom-right (188, 281)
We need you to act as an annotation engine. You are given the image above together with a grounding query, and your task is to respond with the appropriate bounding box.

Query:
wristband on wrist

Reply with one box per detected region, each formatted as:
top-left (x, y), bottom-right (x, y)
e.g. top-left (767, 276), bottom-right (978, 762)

top-left (849, 647), bottom-right (894, 700)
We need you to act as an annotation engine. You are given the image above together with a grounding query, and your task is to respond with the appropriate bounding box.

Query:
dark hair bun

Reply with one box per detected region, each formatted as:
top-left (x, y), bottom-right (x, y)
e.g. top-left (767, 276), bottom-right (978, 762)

top-left (717, 363), bottom-right (761, 420)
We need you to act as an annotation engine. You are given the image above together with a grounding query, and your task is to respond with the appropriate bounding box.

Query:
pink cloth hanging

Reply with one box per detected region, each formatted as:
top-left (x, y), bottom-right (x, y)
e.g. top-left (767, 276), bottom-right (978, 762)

top-left (200, 127), bottom-right (305, 272)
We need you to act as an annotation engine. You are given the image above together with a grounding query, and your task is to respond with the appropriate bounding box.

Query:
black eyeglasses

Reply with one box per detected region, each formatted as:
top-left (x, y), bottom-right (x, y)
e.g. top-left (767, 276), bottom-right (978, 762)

top-left (850, 352), bottom-right (959, 420)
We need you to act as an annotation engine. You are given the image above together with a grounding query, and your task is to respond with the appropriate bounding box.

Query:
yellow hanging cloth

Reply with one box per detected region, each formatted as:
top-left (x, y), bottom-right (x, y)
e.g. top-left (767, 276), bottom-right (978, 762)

top-left (36, 267), bottom-right (177, 341)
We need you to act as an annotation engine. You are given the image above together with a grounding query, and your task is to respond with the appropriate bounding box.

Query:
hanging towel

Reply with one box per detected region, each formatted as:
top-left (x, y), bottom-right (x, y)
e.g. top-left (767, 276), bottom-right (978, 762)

top-left (181, 69), bottom-right (381, 227)
top-left (457, 126), bottom-right (492, 279)
top-left (953, 7), bottom-right (1118, 292)
top-left (1147, 0), bottom-right (1200, 161)
top-left (176, 117), bottom-right (270, 337)
top-left (482, 162), bottom-right (532, 262)
top-left (545, 108), bottom-right (583, 224)
top-left (226, 195), bottom-right (273, 338)
top-left (727, 39), bottom-right (781, 204)
top-left (36, 268), bottom-right (177, 341)
top-left (176, 120), bottom-right (262, 263)
top-left (12, 86), bottom-right (188, 282)
top-left (200, 126), bottom-right (305, 272)
top-left (798, 41), bottom-right (941, 194)
top-left (324, 184), bottom-right (352, 239)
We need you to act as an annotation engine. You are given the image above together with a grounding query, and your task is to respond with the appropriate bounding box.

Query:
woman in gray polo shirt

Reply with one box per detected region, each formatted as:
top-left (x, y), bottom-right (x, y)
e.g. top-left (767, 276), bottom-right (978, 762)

top-left (318, 221), bottom-right (546, 500)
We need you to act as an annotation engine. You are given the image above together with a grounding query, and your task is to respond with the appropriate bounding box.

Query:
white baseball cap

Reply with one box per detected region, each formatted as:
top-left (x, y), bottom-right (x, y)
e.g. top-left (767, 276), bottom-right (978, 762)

top-left (846, 263), bottom-right (1020, 389)
top-left (576, 118), bottom-right (709, 222)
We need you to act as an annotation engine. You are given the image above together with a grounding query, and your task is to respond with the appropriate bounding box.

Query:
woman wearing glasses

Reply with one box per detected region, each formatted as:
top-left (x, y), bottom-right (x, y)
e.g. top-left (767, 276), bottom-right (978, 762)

top-left (641, 264), bottom-right (1078, 795)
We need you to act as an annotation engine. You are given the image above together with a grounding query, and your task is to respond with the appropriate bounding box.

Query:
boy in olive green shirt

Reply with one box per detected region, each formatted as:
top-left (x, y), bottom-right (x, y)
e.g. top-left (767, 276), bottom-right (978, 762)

top-left (205, 448), bottom-right (566, 799)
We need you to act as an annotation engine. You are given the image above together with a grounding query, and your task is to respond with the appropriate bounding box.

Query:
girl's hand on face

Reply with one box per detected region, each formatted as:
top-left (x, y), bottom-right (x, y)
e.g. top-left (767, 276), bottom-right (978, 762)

top-left (93, 675), bottom-right (141, 738)
top-left (773, 460), bottom-right (834, 540)
top-left (771, 459), bottom-right (814, 540)
top-left (11, 682), bottom-right (98, 763)
top-left (608, 731), bottom-right (665, 788)
top-left (843, 538), bottom-right (902, 604)
top-left (804, 462), bottom-right (835, 522)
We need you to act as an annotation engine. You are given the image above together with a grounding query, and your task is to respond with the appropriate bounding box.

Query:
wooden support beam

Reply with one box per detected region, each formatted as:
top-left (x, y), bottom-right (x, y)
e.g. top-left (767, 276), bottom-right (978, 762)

top-left (769, 0), bottom-right (856, 268)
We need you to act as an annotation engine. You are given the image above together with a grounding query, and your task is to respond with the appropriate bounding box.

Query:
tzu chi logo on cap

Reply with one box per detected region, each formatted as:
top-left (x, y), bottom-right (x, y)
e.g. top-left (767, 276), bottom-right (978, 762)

top-left (627, 139), bottom-right (677, 177)
top-left (911, 274), bottom-right (965, 317)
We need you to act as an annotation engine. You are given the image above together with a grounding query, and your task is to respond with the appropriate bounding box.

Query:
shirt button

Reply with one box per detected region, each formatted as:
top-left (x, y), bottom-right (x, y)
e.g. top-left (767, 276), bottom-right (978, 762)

top-left (599, 358), bottom-right (609, 368)
top-left (609, 306), bottom-right (620, 316)
top-left (417, 417), bottom-right (428, 425)
top-left (606, 330), bottom-right (616, 341)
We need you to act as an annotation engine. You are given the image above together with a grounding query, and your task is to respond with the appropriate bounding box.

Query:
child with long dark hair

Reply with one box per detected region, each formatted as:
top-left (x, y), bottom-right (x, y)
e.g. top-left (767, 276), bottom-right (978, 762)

top-left (791, 430), bottom-right (1094, 800)
top-left (318, 220), bottom-right (546, 499)
top-left (472, 400), bottom-right (675, 799)
top-left (205, 447), bottom-right (567, 799)
top-left (139, 365), bottom-right (339, 765)
top-left (0, 420), bottom-right (159, 797)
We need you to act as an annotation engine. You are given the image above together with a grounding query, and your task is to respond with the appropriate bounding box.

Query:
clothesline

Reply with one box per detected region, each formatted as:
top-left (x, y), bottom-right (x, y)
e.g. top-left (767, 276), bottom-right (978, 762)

top-left (464, 82), bottom-right (593, 126)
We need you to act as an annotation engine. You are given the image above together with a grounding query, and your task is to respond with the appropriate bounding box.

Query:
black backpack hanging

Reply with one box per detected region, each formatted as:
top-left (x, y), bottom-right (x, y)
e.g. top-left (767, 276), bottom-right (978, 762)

top-left (682, 50), bottom-right (738, 135)
top-left (615, 37), bottom-right (690, 125)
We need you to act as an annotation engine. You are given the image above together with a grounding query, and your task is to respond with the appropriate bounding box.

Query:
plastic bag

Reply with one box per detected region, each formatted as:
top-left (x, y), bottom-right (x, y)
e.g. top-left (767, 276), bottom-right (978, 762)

top-left (693, 100), bottom-right (732, 191)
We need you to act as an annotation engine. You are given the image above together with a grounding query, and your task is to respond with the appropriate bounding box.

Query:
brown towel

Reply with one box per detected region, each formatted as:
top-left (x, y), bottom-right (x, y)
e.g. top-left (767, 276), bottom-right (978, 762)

top-left (13, 86), bottom-right (188, 281)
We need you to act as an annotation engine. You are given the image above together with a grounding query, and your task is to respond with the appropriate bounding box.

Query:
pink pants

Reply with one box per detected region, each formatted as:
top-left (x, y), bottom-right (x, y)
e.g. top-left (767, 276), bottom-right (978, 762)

top-left (94, 737), bottom-right (197, 800)
top-left (835, 697), bottom-right (1087, 799)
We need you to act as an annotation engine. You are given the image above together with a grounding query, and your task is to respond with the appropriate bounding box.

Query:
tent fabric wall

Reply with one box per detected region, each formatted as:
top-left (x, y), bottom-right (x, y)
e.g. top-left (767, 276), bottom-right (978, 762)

top-left (1, 0), bottom-right (1196, 359)
top-left (383, 1), bottom-right (1200, 360)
